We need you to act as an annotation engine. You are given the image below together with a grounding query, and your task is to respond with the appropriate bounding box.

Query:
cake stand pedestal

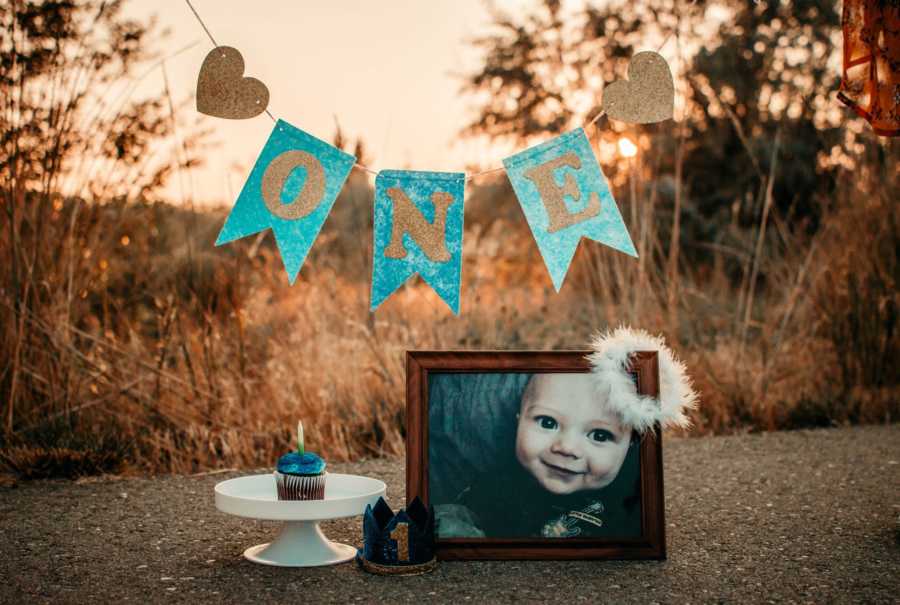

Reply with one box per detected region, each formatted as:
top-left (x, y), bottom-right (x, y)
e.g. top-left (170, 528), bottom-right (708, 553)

top-left (215, 473), bottom-right (386, 567)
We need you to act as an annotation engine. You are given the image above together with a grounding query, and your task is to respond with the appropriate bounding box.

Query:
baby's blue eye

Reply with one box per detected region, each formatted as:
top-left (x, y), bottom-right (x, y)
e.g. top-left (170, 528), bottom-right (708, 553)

top-left (536, 415), bottom-right (558, 430)
top-left (588, 428), bottom-right (616, 443)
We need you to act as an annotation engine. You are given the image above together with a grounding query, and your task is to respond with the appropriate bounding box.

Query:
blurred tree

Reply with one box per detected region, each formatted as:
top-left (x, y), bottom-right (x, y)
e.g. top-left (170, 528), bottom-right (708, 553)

top-left (462, 0), bottom-right (651, 141)
top-left (1, 0), bottom-right (207, 437)
top-left (1, 0), bottom-right (206, 301)
top-left (461, 0), bottom-right (845, 265)
top-left (687, 0), bottom-right (842, 235)
top-left (1, 0), bottom-right (203, 200)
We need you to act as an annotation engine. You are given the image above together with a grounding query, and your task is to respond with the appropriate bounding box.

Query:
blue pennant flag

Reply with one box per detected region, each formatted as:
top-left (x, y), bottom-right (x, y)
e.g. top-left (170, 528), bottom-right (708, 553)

top-left (215, 119), bottom-right (355, 284)
top-left (503, 128), bottom-right (636, 291)
top-left (371, 170), bottom-right (465, 314)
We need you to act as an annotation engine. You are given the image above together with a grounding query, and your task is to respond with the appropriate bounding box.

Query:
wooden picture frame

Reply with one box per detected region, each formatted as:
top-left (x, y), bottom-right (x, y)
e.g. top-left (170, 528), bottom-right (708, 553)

top-left (406, 350), bottom-right (665, 560)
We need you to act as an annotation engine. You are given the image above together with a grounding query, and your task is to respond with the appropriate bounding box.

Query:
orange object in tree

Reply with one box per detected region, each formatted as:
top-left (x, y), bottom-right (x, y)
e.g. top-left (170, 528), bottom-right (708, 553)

top-left (837, 0), bottom-right (900, 137)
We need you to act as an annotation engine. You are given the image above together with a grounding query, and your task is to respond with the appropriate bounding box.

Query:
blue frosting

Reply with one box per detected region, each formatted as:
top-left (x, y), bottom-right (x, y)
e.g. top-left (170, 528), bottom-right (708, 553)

top-left (276, 452), bottom-right (326, 476)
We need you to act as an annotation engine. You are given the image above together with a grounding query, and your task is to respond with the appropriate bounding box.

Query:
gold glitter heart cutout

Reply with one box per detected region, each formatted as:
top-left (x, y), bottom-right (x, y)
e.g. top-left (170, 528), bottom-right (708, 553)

top-left (601, 51), bottom-right (674, 124)
top-left (196, 46), bottom-right (269, 120)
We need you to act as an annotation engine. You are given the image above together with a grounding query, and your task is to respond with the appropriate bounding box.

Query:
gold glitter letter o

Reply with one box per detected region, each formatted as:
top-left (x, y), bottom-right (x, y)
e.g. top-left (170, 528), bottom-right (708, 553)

top-left (261, 150), bottom-right (326, 220)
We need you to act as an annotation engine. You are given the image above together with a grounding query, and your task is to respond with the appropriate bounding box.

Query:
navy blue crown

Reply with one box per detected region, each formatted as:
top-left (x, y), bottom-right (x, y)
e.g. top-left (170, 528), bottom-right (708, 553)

top-left (359, 497), bottom-right (435, 570)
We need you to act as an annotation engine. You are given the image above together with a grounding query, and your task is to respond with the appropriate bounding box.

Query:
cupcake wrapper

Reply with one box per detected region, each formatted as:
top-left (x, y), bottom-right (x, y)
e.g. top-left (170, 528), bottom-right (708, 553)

top-left (275, 471), bottom-right (326, 500)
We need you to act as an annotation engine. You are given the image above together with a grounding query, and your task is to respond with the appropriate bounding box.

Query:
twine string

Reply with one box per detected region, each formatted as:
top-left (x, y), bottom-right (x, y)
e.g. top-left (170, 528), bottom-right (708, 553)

top-left (353, 162), bottom-right (379, 176)
top-left (463, 166), bottom-right (506, 183)
top-left (184, 0), bottom-right (218, 48)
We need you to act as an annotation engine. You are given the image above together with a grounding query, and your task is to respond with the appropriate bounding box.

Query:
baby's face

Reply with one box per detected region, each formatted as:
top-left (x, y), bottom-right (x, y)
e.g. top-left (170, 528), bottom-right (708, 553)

top-left (515, 373), bottom-right (631, 495)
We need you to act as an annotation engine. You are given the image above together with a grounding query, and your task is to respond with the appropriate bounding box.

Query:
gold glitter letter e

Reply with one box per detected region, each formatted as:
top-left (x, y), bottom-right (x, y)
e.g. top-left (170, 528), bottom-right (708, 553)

top-left (523, 152), bottom-right (601, 233)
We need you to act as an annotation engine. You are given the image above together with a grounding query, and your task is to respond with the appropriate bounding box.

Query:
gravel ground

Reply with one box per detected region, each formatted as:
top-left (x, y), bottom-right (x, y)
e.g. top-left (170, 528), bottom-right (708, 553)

top-left (1, 425), bottom-right (898, 604)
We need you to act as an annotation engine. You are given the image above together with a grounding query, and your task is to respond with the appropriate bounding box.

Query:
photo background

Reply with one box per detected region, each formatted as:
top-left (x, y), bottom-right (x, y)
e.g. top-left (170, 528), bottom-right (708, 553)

top-left (428, 372), bottom-right (530, 506)
top-left (3, 0), bottom-right (896, 480)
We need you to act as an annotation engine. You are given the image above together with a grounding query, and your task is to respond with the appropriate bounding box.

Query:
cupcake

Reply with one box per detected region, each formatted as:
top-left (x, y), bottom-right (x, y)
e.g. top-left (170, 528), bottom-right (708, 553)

top-left (274, 421), bottom-right (327, 500)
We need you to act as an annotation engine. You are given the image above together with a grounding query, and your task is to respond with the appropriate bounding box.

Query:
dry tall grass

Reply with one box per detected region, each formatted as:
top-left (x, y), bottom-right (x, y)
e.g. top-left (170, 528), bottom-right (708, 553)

top-left (2, 133), bottom-right (897, 481)
top-left (2, 1), bottom-right (897, 481)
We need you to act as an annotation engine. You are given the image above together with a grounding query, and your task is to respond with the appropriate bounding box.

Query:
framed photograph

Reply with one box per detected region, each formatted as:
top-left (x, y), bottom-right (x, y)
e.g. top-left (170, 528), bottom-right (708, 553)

top-left (406, 350), bottom-right (665, 560)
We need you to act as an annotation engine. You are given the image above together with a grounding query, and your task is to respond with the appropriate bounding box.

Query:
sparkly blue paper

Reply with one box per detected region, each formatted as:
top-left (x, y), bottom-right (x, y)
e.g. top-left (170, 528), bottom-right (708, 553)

top-left (370, 170), bottom-right (465, 314)
top-left (503, 128), bottom-right (637, 291)
top-left (276, 451), bottom-right (326, 476)
top-left (215, 119), bottom-right (355, 284)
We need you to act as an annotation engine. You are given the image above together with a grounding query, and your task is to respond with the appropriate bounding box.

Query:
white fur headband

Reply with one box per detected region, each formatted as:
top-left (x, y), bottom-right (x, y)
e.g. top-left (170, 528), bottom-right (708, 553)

top-left (587, 326), bottom-right (698, 434)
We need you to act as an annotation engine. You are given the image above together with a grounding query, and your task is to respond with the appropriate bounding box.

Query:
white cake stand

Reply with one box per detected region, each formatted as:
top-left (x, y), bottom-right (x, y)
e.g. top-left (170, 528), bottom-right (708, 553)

top-left (215, 473), bottom-right (386, 567)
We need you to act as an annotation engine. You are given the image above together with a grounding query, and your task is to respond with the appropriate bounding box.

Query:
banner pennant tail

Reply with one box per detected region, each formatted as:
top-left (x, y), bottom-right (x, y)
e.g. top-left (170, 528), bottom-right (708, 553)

top-left (535, 237), bottom-right (580, 293)
top-left (583, 189), bottom-right (639, 259)
top-left (270, 226), bottom-right (310, 286)
top-left (420, 271), bottom-right (462, 315)
top-left (214, 208), bottom-right (269, 247)
top-left (369, 269), bottom-right (414, 313)
top-left (371, 170), bottom-right (465, 314)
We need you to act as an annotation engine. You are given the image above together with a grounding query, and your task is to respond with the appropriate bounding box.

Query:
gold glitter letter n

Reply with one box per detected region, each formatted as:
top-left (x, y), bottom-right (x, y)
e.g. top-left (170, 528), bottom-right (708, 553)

top-left (523, 152), bottom-right (601, 233)
top-left (384, 188), bottom-right (453, 262)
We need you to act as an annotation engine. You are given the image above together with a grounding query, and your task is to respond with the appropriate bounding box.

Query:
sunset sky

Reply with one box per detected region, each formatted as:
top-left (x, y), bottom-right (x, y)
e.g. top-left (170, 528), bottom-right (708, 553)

top-left (121, 1), bottom-right (701, 207)
top-left (123, 0), bottom-right (523, 205)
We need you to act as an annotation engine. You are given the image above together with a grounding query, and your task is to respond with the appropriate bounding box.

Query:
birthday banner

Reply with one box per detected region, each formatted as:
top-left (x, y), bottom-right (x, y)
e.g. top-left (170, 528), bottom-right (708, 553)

top-left (504, 128), bottom-right (636, 291)
top-left (216, 119), bottom-right (354, 284)
top-left (371, 171), bottom-right (465, 314)
top-left (189, 4), bottom-right (676, 314)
